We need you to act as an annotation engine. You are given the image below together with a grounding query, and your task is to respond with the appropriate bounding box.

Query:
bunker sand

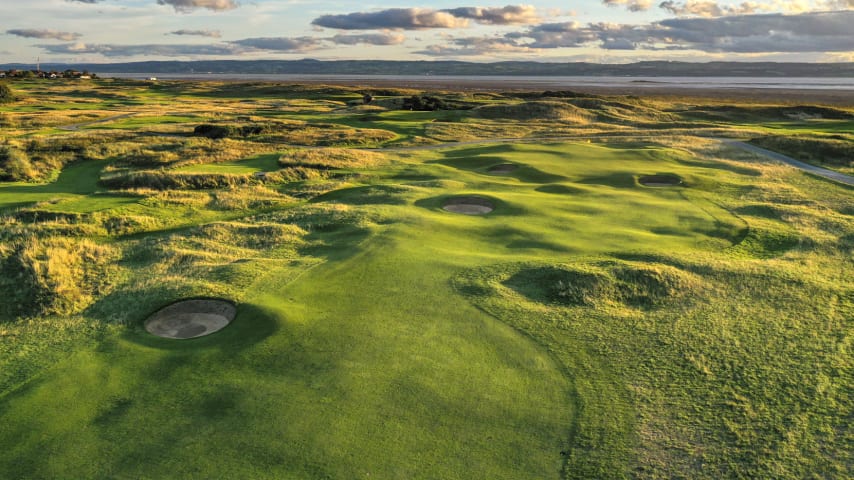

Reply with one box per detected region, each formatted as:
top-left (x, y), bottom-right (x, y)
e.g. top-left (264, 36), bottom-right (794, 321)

top-left (144, 299), bottom-right (237, 339)
top-left (443, 196), bottom-right (495, 215)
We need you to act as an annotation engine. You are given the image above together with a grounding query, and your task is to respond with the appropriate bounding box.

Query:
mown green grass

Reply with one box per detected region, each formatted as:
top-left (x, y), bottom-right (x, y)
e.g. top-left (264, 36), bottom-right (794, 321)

top-left (173, 153), bottom-right (281, 174)
top-left (0, 81), bottom-right (851, 480)
top-left (759, 119), bottom-right (854, 133)
top-left (0, 159), bottom-right (106, 210)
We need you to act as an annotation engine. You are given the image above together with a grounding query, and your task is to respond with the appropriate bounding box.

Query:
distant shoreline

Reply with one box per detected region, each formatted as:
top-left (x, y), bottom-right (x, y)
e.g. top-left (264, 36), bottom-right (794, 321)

top-left (106, 73), bottom-right (854, 106)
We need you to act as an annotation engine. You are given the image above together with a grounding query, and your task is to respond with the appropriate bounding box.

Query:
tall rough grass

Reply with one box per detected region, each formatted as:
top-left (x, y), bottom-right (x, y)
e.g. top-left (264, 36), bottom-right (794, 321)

top-left (473, 101), bottom-right (595, 123)
top-left (0, 236), bottom-right (118, 319)
top-left (279, 147), bottom-right (387, 169)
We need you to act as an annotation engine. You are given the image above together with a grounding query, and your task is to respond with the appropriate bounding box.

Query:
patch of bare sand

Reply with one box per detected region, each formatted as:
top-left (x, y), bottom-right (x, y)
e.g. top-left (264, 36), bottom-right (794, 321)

top-left (145, 299), bottom-right (236, 339)
top-left (488, 164), bottom-right (518, 174)
top-left (639, 174), bottom-right (682, 187)
top-left (443, 196), bottom-right (495, 215)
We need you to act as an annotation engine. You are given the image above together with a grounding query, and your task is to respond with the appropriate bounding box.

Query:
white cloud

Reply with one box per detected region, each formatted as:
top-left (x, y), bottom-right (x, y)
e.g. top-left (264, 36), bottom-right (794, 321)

top-left (6, 29), bottom-right (81, 41)
top-left (603, 0), bottom-right (655, 12)
top-left (313, 8), bottom-right (468, 30)
top-left (169, 29), bottom-right (222, 38)
top-left (156, 0), bottom-right (238, 13)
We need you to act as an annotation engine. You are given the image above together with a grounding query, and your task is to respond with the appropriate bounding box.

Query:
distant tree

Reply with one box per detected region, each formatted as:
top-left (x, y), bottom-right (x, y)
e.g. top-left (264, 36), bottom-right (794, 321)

top-left (0, 83), bottom-right (14, 103)
top-left (193, 124), bottom-right (234, 139)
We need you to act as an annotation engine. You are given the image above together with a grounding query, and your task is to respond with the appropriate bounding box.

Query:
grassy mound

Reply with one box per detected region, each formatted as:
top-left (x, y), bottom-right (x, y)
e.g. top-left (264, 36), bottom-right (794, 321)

top-left (0, 83), bottom-right (14, 104)
top-left (473, 101), bottom-right (594, 122)
top-left (568, 97), bottom-right (676, 123)
top-left (0, 236), bottom-right (118, 320)
top-left (279, 147), bottom-right (387, 169)
top-left (503, 261), bottom-right (703, 309)
top-left (684, 105), bottom-right (853, 122)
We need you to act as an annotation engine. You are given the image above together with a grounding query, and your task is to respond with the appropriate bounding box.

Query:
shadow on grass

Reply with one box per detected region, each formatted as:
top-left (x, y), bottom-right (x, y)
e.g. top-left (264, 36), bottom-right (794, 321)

top-left (432, 154), bottom-right (568, 184)
top-left (117, 302), bottom-right (278, 353)
top-left (414, 194), bottom-right (525, 217)
top-left (535, 184), bottom-right (587, 195)
top-left (575, 172), bottom-right (637, 189)
top-left (309, 184), bottom-right (409, 206)
top-left (676, 157), bottom-right (763, 177)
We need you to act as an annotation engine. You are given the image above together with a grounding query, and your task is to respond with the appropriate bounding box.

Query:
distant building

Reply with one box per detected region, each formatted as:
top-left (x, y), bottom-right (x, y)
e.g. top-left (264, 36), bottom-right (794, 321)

top-left (0, 68), bottom-right (95, 79)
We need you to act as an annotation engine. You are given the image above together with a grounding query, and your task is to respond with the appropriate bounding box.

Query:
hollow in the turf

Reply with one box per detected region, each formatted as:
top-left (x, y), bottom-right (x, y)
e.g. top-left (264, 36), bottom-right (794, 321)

top-left (488, 164), bottom-right (518, 174)
top-left (443, 196), bottom-right (495, 215)
top-left (144, 299), bottom-right (237, 339)
top-left (638, 174), bottom-right (682, 187)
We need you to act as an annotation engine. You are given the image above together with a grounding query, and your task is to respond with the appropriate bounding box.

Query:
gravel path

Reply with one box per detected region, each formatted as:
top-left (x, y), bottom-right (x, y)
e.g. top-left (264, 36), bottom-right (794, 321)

top-left (719, 140), bottom-right (853, 186)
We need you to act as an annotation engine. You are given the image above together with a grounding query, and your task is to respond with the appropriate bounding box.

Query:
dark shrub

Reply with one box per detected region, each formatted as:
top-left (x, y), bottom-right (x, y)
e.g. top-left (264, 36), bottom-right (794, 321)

top-left (193, 124), bottom-right (234, 139)
top-left (0, 83), bottom-right (14, 103)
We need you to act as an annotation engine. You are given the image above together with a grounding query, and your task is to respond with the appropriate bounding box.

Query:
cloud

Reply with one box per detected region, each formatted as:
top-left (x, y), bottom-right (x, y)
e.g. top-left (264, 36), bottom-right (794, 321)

top-left (603, 0), bottom-right (654, 11)
top-left (441, 5), bottom-right (540, 25)
top-left (312, 5), bottom-right (540, 30)
top-left (312, 8), bottom-right (467, 30)
top-left (492, 10), bottom-right (854, 54)
top-left (6, 29), bottom-right (82, 41)
top-left (329, 33), bottom-right (406, 45)
top-left (505, 22), bottom-right (599, 48)
top-left (156, 0), bottom-right (239, 13)
top-left (65, 0), bottom-right (99, 3)
top-left (416, 36), bottom-right (533, 56)
top-left (169, 29), bottom-right (222, 38)
top-left (230, 37), bottom-right (322, 52)
top-left (657, 0), bottom-right (848, 17)
top-left (38, 42), bottom-right (244, 57)
top-left (659, 1), bottom-right (736, 16)
top-left (651, 11), bottom-right (854, 52)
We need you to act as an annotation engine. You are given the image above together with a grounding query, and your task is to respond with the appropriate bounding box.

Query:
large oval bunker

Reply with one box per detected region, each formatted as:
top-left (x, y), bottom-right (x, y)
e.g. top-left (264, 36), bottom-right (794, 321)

top-left (442, 196), bottom-right (495, 215)
top-left (145, 299), bottom-right (237, 339)
top-left (639, 174), bottom-right (683, 187)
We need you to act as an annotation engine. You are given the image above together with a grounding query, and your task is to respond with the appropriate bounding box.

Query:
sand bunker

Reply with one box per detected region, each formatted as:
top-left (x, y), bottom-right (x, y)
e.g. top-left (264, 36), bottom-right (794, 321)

top-left (488, 164), bottom-right (518, 174)
top-left (443, 196), bottom-right (495, 215)
top-left (145, 299), bottom-right (236, 339)
top-left (639, 174), bottom-right (682, 187)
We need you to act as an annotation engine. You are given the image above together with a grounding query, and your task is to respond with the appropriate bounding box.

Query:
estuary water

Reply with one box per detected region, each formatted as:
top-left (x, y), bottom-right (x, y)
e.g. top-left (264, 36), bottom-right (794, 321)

top-left (105, 73), bottom-right (854, 90)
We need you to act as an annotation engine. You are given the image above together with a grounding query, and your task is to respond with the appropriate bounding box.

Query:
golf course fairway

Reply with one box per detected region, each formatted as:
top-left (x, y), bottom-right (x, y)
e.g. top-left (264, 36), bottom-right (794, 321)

top-left (1, 81), bottom-right (850, 480)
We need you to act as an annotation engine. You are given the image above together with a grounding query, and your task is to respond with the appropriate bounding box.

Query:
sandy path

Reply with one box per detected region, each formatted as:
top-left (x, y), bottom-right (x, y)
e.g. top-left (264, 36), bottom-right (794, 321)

top-left (58, 112), bottom-right (137, 131)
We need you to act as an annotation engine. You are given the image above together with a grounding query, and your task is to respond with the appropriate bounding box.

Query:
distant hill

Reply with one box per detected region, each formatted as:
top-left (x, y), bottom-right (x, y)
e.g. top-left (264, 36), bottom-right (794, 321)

top-left (3, 60), bottom-right (854, 77)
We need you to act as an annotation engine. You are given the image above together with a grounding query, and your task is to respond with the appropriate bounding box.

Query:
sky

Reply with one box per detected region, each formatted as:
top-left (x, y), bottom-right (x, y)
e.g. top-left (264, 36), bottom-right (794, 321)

top-left (2, 0), bottom-right (853, 64)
